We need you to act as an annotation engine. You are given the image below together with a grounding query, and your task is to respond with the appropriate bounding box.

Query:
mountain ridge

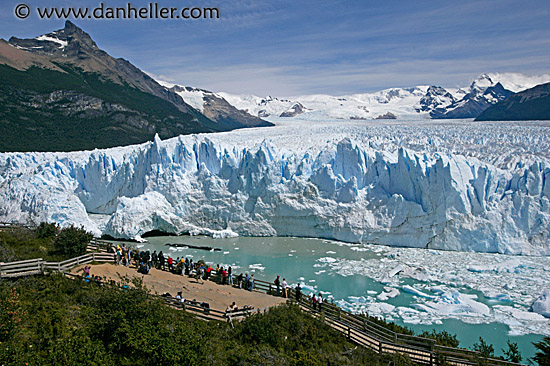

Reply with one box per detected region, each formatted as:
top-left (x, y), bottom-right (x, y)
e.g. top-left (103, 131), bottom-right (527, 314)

top-left (475, 82), bottom-right (550, 121)
top-left (0, 21), bottom-right (271, 152)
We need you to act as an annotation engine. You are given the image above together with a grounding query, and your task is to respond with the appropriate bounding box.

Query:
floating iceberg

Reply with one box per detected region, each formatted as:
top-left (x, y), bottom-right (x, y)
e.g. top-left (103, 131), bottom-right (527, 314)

top-left (413, 291), bottom-right (490, 317)
top-left (402, 285), bottom-right (436, 299)
top-left (531, 289), bottom-right (550, 318)
top-left (377, 287), bottom-right (400, 301)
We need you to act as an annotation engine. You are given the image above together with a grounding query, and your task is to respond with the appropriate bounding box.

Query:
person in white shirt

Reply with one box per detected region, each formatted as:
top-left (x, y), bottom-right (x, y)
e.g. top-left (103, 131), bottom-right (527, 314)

top-left (281, 278), bottom-right (288, 298)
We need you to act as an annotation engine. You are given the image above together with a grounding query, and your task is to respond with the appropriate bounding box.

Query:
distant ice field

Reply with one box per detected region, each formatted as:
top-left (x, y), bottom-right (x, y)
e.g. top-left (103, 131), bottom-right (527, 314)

top-left (260, 117), bottom-right (550, 168)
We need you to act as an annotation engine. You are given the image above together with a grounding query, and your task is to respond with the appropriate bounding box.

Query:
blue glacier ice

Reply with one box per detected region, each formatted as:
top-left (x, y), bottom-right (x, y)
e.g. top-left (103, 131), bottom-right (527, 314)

top-left (0, 119), bottom-right (549, 255)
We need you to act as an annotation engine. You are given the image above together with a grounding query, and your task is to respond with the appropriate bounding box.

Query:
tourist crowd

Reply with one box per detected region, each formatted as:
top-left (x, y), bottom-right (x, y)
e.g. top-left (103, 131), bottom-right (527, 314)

top-left (102, 243), bottom-right (328, 312)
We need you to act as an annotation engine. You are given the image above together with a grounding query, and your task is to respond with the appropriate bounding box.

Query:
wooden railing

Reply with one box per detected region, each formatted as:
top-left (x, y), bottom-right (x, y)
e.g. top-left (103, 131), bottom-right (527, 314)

top-left (0, 243), bottom-right (525, 366)
top-left (87, 238), bottom-right (116, 253)
top-left (286, 291), bottom-right (522, 366)
top-left (0, 258), bottom-right (44, 278)
top-left (1, 252), bottom-right (115, 278)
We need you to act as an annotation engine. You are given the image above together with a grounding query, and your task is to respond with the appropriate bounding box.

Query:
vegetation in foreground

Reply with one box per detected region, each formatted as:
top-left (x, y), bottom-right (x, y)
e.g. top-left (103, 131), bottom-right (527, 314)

top-left (0, 274), bottom-right (408, 365)
top-left (0, 222), bottom-right (91, 262)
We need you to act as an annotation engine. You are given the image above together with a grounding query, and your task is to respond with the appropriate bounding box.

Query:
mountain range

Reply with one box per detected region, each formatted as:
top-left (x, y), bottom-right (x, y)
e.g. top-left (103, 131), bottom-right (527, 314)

top-left (208, 73), bottom-right (550, 121)
top-left (0, 21), bottom-right (270, 152)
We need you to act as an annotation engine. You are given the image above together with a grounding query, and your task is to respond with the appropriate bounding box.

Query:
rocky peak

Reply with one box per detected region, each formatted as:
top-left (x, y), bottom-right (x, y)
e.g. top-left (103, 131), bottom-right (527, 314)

top-left (279, 102), bottom-right (306, 117)
top-left (470, 73), bottom-right (495, 91)
top-left (418, 86), bottom-right (456, 112)
top-left (170, 85), bottom-right (211, 94)
top-left (483, 82), bottom-right (512, 99)
top-left (9, 21), bottom-right (98, 57)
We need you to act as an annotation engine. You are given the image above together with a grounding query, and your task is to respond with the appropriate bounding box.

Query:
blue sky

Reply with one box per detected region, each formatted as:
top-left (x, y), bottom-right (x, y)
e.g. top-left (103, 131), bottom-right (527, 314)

top-left (1, 0), bottom-right (549, 96)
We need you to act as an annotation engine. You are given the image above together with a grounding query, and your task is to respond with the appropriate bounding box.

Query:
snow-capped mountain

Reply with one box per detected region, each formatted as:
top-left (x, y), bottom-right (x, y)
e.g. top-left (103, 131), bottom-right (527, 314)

top-left (216, 73), bottom-right (550, 120)
top-left (219, 87), bottom-right (432, 120)
top-left (158, 83), bottom-right (272, 130)
top-left (2, 120), bottom-right (549, 255)
top-left (429, 82), bottom-right (514, 119)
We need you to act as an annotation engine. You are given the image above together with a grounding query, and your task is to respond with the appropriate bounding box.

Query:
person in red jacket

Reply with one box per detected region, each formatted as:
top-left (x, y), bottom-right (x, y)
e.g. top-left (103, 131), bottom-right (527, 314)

top-left (222, 268), bottom-right (228, 285)
top-left (167, 256), bottom-right (174, 272)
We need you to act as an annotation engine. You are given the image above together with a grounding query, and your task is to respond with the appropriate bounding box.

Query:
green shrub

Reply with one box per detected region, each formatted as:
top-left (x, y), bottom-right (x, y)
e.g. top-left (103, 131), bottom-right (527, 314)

top-left (53, 225), bottom-right (93, 257)
top-left (532, 336), bottom-right (550, 366)
top-left (0, 275), bottom-right (407, 365)
top-left (502, 339), bottom-right (522, 363)
top-left (35, 222), bottom-right (58, 239)
top-left (419, 329), bottom-right (459, 347)
top-left (473, 337), bottom-right (495, 365)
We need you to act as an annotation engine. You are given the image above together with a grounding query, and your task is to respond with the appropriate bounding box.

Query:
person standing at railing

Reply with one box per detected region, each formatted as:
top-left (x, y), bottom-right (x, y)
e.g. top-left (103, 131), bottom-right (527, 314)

top-left (121, 244), bottom-right (128, 266)
top-left (116, 246), bottom-right (122, 265)
top-left (249, 274), bottom-right (255, 291)
top-left (295, 283), bottom-right (302, 301)
top-left (318, 293), bottom-right (323, 312)
top-left (312, 293), bottom-right (318, 311)
top-left (282, 278), bottom-right (288, 298)
top-left (159, 251), bottom-right (165, 270)
top-left (237, 273), bottom-right (244, 288)
top-left (167, 256), bottom-right (174, 272)
top-left (126, 248), bottom-right (131, 267)
top-left (145, 250), bottom-right (151, 271)
top-left (274, 275), bottom-right (281, 296)
top-left (133, 249), bottom-right (140, 267)
top-left (196, 265), bottom-right (205, 284)
top-left (228, 266), bottom-right (233, 285)
top-left (217, 266), bottom-right (222, 282)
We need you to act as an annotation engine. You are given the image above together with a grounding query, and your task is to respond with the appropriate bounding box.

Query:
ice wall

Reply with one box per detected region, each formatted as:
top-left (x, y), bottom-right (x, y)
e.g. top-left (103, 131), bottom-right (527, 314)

top-left (1, 132), bottom-right (549, 255)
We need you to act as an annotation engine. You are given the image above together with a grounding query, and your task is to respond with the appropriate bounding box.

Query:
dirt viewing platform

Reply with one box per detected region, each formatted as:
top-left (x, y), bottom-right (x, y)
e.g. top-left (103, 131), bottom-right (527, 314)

top-left (71, 263), bottom-right (287, 312)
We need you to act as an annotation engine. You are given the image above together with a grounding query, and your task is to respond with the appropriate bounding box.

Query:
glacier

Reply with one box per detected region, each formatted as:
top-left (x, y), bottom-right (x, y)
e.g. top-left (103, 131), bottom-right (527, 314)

top-left (0, 118), bottom-right (549, 255)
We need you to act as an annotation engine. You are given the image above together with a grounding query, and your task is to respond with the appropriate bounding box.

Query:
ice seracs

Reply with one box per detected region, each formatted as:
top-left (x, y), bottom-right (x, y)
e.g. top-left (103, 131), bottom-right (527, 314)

top-left (0, 119), bottom-right (549, 255)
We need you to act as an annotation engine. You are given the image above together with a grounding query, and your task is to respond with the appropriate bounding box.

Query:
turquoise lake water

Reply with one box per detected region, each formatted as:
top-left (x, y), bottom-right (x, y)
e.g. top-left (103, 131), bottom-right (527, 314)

top-left (121, 235), bottom-right (544, 359)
